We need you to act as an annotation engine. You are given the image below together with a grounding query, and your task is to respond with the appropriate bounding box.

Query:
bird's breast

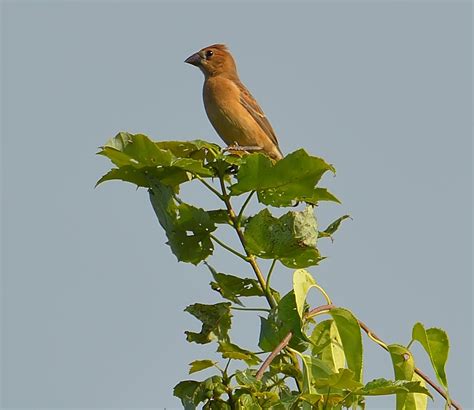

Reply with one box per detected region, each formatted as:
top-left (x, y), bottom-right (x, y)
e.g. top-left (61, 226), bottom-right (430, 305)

top-left (202, 78), bottom-right (254, 146)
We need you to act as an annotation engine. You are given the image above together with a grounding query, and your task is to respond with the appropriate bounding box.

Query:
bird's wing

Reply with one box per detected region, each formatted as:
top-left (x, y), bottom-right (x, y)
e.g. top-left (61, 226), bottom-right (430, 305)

top-left (237, 81), bottom-right (281, 150)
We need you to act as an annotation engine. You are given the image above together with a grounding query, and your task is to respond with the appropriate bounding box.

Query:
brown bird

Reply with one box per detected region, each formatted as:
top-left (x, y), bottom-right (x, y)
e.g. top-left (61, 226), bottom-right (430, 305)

top-left (185, 44), bottom-right (283, 160)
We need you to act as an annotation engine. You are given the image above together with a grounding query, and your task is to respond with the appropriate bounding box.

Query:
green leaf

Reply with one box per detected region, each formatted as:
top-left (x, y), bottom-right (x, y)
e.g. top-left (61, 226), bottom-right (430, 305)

top-left (313, 368), bottom-right (363, 391)
top-left (293, 269), bottom-right (318, 319)
top-left (96, 165), bottom-right (190, 188)
top-left (404, 373), bottom-right (429, 410)
top-left (388, 344), bottom-right (415, 410)
top-left (271, 390), bottom-right (300, 410)
top-left (156, 139), bottom-right (221, 161)
top-left (356, 378), bottom-right (432, 397)
top-left (184, 302), bottom-right (232, 344)
top-left (231, 150), bottom-right (336, 207)
top-left (411, 323), bottom-right (450, 393)
top-left (98, 132), bottom-right (174, 168)
top-left (148, 179), bottom-right (216, 264)
top-left (188, 360), bottom-right (216, 375)
top-left (172, 157), bottom-right (214, 176)
top-left (329, 308), bottom-right (363, 382)
top-left (259, 291), bottom-right (308, 353)
top-left (206, 264), bottom-right (264, 306)
top-left (388, 344), bottom-right (414, 381)
top-left (299, 354), bottom-right (334, 394)
top-left (303, 187), bottom-right (341, 204)
top-left (173, 380), bottom-right (201, 409)
top-left (195, 375), bottom-right (227, 403)
top-left (310, 319), bottom-right (345, 373)
top-left (299, 393), bottom-right (324, 406)
top-left (207, 209), bottom-right (231, 225)
top-left (235, 369), bottom-right (262, 391)
top-left (235, 393), bottom-right (261, 409)
top-left (217, 341), bottom-right (261, 366)
top-left (318, 215), bottom-right (351, 240)
top-left (244, 206), bottom-right (323, 268)
top-left (269, 359), bottom-right (303, 383)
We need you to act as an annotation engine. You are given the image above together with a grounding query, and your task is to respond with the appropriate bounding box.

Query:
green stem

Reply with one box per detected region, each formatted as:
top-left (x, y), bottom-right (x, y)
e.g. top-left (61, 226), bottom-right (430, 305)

top-left (210, 234), bottom-right (248, 261)
top-left (236, 190), bottom-right (255, 227)
top-left (265, 259), bottom-right (277, 296)
top-left (217, 174), bottom-right (277, 309)
top-left (195, 175), bottom-right (224, 200)
top-left (231, 306), bottom-right (271, 312)
top-left (223, 358), bottom-right (232, 376)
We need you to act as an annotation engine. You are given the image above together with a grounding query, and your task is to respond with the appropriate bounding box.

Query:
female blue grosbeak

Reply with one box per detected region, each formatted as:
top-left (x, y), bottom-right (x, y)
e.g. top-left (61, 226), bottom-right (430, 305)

top-left (185, 44), bottom-right (283, 160)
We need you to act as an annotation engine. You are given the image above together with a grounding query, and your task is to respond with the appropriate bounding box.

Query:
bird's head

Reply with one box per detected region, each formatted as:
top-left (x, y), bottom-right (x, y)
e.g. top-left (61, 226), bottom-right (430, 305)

top-left (185, 44), bottom-right (238, 78)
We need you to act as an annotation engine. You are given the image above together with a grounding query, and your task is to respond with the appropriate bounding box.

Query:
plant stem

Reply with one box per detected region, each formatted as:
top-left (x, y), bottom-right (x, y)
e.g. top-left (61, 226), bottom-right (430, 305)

top-left (217, 174), bottom-right (277, 309)
top-left (210, 234), bottom-right (248, 261)
top-left (265, 259), bottom-right (277, 296)
top-left (231, 306), bottom-right (271, 312)
top-left (195, 175), bottom-right (224, 200)
top-left (236, 190), bottom-right (255, 226)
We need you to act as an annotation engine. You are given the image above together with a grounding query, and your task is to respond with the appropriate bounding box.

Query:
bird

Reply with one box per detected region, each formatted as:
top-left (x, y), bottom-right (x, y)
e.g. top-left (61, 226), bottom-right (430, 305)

top-left (185, 44), bottom-right (283, 161)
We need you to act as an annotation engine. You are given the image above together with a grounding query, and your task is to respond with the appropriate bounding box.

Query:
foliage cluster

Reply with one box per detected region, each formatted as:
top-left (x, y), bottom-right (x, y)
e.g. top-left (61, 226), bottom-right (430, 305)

top-left (98, 132), bottom-right (456, 409)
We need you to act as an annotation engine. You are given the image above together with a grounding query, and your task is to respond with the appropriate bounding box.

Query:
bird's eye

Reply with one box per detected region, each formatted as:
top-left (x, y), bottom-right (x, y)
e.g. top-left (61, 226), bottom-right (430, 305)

top-left (205, 50), bottom-right (214, 59)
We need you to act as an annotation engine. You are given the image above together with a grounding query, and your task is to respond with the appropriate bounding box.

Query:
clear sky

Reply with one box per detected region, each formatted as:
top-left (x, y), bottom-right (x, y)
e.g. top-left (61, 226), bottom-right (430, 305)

top-left (1, 1), bottom-right (472, 408)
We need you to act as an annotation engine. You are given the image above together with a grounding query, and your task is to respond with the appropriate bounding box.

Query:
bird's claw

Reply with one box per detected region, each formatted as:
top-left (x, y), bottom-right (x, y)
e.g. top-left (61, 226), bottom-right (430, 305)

top-left (224, 145), bottom-right (264, 152)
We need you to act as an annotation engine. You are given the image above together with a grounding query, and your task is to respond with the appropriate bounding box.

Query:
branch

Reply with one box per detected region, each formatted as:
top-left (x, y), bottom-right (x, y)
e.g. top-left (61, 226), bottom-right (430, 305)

top-left (217, 173), bottom-right (277, 309)
top-left (255, 304), bottom-right (462, 410)
top-left (255, 332), bottom-right (293, 380)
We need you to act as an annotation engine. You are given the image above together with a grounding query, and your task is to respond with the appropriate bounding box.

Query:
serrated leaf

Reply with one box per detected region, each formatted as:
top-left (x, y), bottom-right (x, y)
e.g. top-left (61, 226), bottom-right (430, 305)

top-left (149, 179), bottom-right (216, 264)
top-left (329, 308), bottom-right (363, 382)
top-left (188, 360), bottom-right (216, 375)
top-left (217, 341), bottom-right (261, 366)
top-left (244, 206), bottom-right (323, 268)
top-left (184, 302), bottom-right (232, 344)
top-left (231, 150), bottom-right (335, 207)
top-left (412, 323), bottom-right (450, 393)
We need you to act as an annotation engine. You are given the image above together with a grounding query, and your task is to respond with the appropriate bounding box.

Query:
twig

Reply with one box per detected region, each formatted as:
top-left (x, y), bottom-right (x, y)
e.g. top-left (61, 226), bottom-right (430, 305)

top-left (210, 234), bottom-right (248, 261)
top-left (255, 332), bottom-right (293, 380)
top-left (195, 174), bottom-right (224, 200)
top-left (231, 306), bottom-right (270, 313)
top-left (217, 173), bottom-right (276, 309)
top-left (255, 303), bottom-right (462, 409)
top-left (236, 190), bottom-right (255, 226)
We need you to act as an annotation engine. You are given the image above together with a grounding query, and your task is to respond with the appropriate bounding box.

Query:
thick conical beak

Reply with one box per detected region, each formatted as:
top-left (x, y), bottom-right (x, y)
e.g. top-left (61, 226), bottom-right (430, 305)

top-left (185, 52), bottom-right (202, 67)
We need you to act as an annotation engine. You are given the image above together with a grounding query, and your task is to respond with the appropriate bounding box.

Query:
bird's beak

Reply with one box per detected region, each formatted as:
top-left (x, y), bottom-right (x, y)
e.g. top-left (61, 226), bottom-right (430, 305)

top-left (185, 52), bottom-right (202, 67)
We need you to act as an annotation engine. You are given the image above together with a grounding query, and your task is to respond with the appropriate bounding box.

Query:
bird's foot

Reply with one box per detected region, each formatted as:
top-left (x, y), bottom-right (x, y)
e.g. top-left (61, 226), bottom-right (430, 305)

top-left (224, 145), bottom-right (263, 153)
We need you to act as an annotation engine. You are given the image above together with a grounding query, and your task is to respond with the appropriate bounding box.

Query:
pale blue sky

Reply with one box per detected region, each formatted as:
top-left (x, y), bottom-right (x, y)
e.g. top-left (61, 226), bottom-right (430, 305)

top-left (1, 1), bottom-right (472, 408)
